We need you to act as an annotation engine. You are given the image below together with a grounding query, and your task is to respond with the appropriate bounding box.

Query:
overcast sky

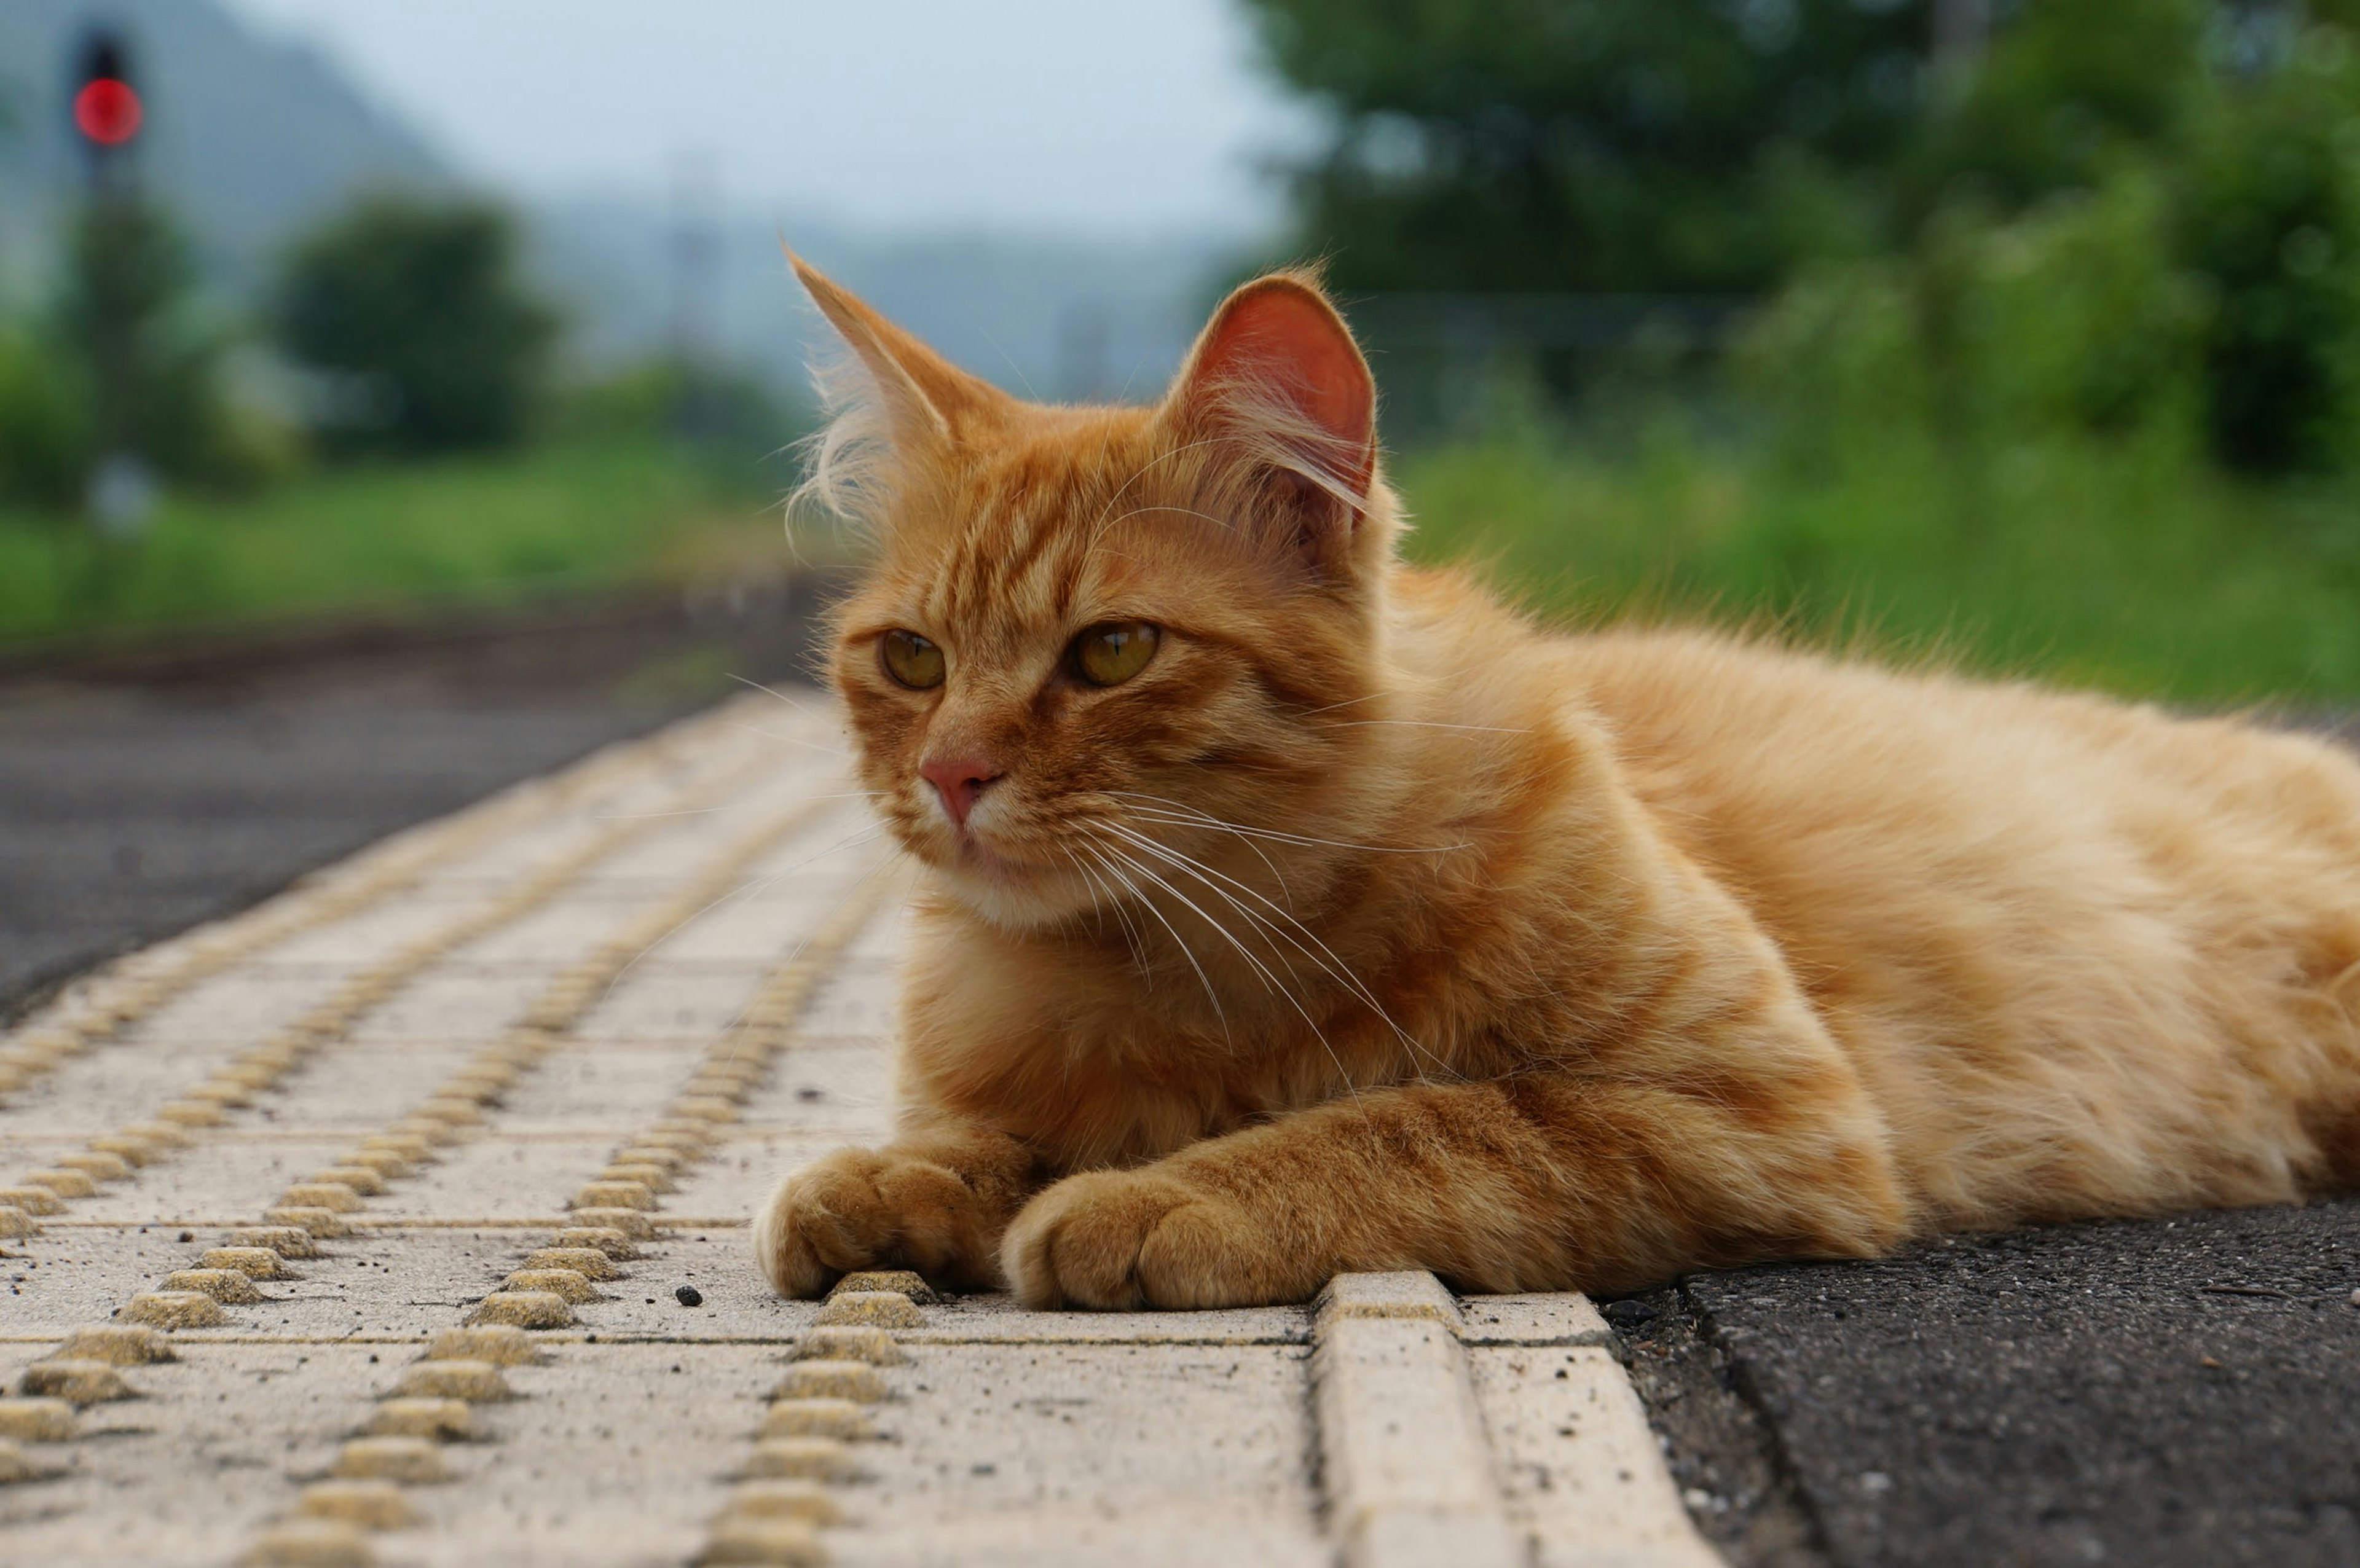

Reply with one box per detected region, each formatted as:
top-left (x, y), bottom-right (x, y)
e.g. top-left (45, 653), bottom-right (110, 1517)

top-left (216, 0), bottom-right (1319, 239)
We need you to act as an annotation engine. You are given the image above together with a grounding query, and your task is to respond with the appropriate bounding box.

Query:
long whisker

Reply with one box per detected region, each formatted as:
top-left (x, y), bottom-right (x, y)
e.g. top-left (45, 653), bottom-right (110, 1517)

top-left (1108, 794), bottom-right (1469, 856)
top-left (1079, 841), bottom-right (1229, 1045)
top-left (602, 818), bottom-right (881, 998)
top-left (728, 673), bottom-right (828, 719)
top-left (1092, 837), bottom-right (1367, 1110)
top-left (1099, 820), bottom-right (1459, 1084)
top-left (725, 723), bottom-right (851, 758)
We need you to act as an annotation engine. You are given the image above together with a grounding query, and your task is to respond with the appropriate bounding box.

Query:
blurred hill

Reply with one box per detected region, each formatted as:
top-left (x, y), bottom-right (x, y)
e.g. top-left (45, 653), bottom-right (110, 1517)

top-left (0, 0), bottom-right (1227, 401)
top-left (0, 0), bottom-right (448, 305)
top-left (535, 199), bottom-right (1225, 402)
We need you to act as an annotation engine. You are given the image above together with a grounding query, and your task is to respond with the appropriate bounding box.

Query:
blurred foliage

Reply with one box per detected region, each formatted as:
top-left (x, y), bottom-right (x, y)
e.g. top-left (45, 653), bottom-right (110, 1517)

top-left (553, 357), bottom-right (792, 454)
top-left (275, 195), bottom-right (557, 456)
top-left (0, 437), bottom-right (776, 644)
top-left (1242, 0), bottom-right (1933, 291)
top-left (1250, 0), bottom-right (2360, 476)
top-left (0, 202), bottom-right (280, 512)
top-left (1396, 419), bottom-right (2360, 704)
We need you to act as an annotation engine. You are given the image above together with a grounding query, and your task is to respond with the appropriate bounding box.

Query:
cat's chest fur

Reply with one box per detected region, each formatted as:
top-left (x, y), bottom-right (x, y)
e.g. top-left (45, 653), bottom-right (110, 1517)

top-left (891, 904), bottom-right (1454, 1169)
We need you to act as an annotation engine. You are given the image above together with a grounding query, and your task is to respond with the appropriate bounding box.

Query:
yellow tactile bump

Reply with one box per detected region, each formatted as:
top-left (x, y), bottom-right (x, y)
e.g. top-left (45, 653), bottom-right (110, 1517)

top-left (22, 1167), bottom-right (96, 1199)
top-left (813, 1292), bottom-right (925, 1330)
top-left (597, 1162), bottom-right (675, 1193)
top-left (741, 1436), bottom-right (857, 1481)
top-left (567, 1207), bottom-right (655, 1239)
top-left (670, 1096), bottom-right (741, 1124)
top-left (636, 1127), bottom-right (712, 1154)
top-left (358, 1132), bottom-right (434, 1163)
top-left (0, 1438), bottom-right (55, 1486)
top-left (243, 1519), bottom-right (379, 1566)
top-left (722, 1479), bottom-right (844, 1526)
top-left (503, 1268), bottom-right (600, 1303)
top-left (695, 1518), bottom-right (826, 1566)
top-left (394, 1359), bottom-right (514, 1401)
top-left (364, 1397), bottom-right (476, 1441)
top-left (123, 1119), bottom-right (192, 1150)
top-left (826, 1270), bottom-right (938, 1303)
top-left (331, 1436), bottom-right (451, 1484)
top-left (789, 1327), bottom-right (908, 1367)
top-left (85, 1134), bottom-right (161, 1166)
top-left (612, 1144), bottom-right (690, 1172)
top-left (121, 1290), bottom-right (229, 1328)
top-left (522, 1246), bottom-right (621, 1280)
top-left (0, 1397), bottom-right (76, 1440)
top-left (551, 1225), bottom-right (640, 1259)
top-left (280, 1182), bottom-right (365, 1213)
top-left (18, 1359), bottom-right (133, 1403)
top-left (387, 1117), bottom-right (458, 1147)
top-left (201, 1246), bottom-right (293, 1279)
top-left (680, 1073), bottom-right (758, 1103)
top-left (55, 1151), bottom-right (132, 1183)
top-left (155, 1099), bottom-right (227, 1127)
top-left (232, 1225), bottom-right (322, 1258)
top-left (264, 1207), bottom-right (353, 1237)
top-left (771, 1360), bottom-right (888, 1403)
top-left (467, 1290), bottom-right (575, 1329)
top-left (424, 1325), bottom-right (544, 1366)
top-left (758, 1399), bottom-right (873, 1441)
top-left (415, 1096), bottom-right (484, 1126)
top-left (572, 1179), bottom-right (656, 1212)
top-left (0, 1186), bottom-right (64, 1216)
top-left (293, 1479), bottom-right (420, 1530)
top-left (60, 1325), bottom-right (175, 1364)
top-left (0, 1205), bottom-right (36, 1239)
top-left (306, 1166), bottom-right (390, 1196)
top-left (183, 1079), bottom-right (254, 1107)
top-left (339, 1150), bottom-right (412, 1180)
top-left (161, 1268), bottom-right (266, 1304)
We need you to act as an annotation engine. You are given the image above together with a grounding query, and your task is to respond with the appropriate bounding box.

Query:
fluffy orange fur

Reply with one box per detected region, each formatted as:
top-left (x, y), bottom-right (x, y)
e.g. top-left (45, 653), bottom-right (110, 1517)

top-left (755, 257), bottom-right (2360, 1310)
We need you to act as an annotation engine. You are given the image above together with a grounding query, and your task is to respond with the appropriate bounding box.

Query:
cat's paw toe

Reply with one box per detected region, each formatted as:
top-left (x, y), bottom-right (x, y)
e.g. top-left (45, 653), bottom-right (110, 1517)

top-left (753, 1146), bottom-right (986, 1298)
top-left (1002, 1170), bottom-right (1259, 1310)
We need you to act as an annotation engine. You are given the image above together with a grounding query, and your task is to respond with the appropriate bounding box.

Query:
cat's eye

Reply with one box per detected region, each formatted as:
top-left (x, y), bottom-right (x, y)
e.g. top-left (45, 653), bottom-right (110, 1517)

top-left (1068, 621), bottom-right (1160, 687)
top-left (879, 629), bottom-right (945, 689)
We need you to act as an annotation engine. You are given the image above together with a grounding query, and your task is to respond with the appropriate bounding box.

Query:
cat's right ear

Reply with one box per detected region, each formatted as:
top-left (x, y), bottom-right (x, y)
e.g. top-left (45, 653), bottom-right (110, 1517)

top-left (789, 251), bottom-right (1010, 450)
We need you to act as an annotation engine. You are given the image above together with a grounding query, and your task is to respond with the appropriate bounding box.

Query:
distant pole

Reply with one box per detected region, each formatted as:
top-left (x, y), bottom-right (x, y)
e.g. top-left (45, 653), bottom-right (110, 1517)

top-left (668, 151), bottom-right (720, 440)
top-left (1933, 0), bottom-right (1991, 80)
top-left (68, 24), bottom-right (159, 539)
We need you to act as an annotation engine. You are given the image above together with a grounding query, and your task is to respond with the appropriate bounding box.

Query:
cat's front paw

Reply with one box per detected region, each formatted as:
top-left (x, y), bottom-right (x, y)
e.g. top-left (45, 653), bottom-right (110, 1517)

top-left (1001, 1169), bottom-right (1283, 1310)
top-left (754, 1144), bottom-right (997, 1298)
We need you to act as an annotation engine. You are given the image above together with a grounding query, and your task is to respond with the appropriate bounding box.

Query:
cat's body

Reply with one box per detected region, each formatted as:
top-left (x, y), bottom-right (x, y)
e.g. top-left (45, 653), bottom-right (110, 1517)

top-left (757, 261), bottom-right (2360, 1309)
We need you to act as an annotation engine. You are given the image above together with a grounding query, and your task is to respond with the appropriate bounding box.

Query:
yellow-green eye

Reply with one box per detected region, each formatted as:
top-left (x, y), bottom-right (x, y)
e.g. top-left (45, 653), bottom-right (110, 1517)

top-left (1069, 621), bottom-right (1160, 687)
top-left (880, 629), bottom-right (945, 689)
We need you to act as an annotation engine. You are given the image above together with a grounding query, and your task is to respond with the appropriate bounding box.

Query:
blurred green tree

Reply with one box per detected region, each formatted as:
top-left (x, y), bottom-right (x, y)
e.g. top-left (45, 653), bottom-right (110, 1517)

top-left (1240, 0), bottom-right (1940, 292)
top-left (2, 202), bottom-right (261, 513)
top-left (275, 196), bottom-right (557, 455)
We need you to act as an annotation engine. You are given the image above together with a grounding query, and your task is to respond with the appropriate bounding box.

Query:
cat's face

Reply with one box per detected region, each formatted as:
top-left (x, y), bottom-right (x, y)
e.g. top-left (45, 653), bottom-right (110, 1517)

top-left (799, 264), bottom-right (1393, 931)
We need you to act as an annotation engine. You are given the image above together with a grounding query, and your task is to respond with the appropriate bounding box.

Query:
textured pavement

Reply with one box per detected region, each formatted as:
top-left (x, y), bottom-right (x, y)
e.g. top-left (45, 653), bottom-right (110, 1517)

top-left (0, 691), bottom-right (1710, 1568)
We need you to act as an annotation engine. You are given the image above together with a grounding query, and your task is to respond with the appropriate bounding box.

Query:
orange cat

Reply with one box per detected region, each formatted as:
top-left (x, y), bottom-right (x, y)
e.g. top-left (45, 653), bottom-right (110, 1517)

top-left (756, 257), bottom-right (2360, 1309)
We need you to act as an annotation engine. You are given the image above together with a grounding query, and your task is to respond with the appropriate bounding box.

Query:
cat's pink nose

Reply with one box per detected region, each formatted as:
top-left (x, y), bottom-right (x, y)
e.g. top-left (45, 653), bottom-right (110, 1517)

top-left (919, 756), bottom-right (1001, 828)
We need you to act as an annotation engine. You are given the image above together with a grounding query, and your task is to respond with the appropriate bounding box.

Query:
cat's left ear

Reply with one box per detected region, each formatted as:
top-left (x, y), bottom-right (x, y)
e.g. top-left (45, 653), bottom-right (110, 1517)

top-left (1165, 270), bottom-right (1377, 536)
top-left (789, 250), bottom-right (1011, 449)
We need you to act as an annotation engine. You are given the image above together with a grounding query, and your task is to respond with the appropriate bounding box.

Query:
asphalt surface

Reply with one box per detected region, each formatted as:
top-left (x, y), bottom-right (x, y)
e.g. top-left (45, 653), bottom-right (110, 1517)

top-left (1613, 1198), bottom-right (2360, 1568)
top-left (0, 584), bottom-right (826, 1014)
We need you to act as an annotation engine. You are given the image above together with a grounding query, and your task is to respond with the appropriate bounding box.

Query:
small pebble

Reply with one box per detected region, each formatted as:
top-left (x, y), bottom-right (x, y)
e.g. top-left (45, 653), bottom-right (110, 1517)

top-left (677, 1285), bottom-right (704, 1307)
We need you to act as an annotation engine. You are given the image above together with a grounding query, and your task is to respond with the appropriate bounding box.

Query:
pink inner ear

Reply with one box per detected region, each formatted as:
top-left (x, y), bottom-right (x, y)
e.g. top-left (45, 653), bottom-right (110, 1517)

top-left (1192, 283), bottom-right (1374, 493)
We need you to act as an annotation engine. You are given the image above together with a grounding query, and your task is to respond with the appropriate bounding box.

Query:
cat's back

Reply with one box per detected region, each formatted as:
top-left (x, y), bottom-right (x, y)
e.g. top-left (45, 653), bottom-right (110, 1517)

top-left (1539, 622), bottom-right (2360, 1215)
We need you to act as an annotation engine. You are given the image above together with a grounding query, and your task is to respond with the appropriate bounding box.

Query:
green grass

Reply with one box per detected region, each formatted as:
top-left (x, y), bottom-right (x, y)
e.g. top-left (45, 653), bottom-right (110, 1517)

top-left (0, 439), bottom-right (790, 647)
top-left (1394, 423), bottom-right (2360, 707)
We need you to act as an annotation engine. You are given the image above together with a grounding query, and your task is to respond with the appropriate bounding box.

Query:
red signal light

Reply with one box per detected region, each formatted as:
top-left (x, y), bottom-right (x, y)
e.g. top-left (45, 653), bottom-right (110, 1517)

top-left (74, 78), bottom-right (142, 146)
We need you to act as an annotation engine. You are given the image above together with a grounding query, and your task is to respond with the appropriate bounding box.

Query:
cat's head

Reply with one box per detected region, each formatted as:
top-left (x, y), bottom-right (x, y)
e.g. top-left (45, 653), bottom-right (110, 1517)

top-left (794, 258), bottom-right (1402, 930)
